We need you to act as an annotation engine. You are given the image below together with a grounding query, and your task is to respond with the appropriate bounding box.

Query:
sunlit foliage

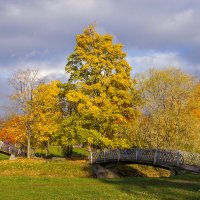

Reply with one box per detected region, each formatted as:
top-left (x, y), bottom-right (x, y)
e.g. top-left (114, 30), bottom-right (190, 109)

top-left (62, 24), bottom-right (140, 148)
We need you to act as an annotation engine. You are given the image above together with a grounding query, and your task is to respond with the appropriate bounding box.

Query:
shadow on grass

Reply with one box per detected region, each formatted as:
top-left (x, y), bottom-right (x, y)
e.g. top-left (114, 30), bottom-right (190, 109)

top-left (117, 164), bottom-right (147, 177)
top-left (99, 174), bottom-right (200, 200)
top-left (35, 150), bottom-right (88, 160)
top-left (67, 151), bottom-right (88, 160)
top-left (90, 163), bottom-right (172, 179)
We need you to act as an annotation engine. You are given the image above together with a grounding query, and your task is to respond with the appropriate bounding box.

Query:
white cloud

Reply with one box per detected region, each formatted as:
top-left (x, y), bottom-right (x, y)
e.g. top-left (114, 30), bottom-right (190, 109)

top-left (127, 51), bottom-right (199, 76)
top-left (2, 59), bottom-right (67, 80)
top-left (0, 59), bottom-right (68, 115)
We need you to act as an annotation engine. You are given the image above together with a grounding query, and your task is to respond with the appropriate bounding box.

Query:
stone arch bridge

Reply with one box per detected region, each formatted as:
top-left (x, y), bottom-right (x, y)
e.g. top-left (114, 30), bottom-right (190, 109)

top-left (89, 148), bottom-right (200, 174)
top-left (0, 141), bottom-right (22, 158)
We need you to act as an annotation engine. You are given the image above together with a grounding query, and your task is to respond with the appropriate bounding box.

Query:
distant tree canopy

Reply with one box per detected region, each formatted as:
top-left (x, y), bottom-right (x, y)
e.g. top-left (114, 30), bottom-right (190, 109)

top-left (131, 68), bottom-right (200, 152)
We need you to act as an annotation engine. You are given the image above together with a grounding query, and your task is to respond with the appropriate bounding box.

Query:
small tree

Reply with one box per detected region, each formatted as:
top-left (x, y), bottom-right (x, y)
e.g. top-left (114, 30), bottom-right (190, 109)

top-left (9, 69), bottom-right (40, 158)
top-left (31, 81), bottom-right (63, 155)
top-left (0, 115), bottom-right (26, 145)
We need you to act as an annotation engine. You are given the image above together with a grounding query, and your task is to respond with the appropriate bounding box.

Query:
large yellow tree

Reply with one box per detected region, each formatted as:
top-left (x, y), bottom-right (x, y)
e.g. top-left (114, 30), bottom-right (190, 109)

top-left (62, 25), bottom-right (140, 149)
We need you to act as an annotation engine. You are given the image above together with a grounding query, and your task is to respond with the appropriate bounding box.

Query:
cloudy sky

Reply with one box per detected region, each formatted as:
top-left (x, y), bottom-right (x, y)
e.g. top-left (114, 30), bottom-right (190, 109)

top-left (0, 0), bottom-right (200, 113)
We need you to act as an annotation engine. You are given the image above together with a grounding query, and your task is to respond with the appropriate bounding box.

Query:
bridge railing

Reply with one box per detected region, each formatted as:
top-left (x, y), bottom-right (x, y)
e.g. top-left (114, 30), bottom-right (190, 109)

top-left (0, 141), bottom-right (21, 155)
top-left (89, 148), bottom-right (200, 168)
top-left (180, 151), bottom-right (200, 166)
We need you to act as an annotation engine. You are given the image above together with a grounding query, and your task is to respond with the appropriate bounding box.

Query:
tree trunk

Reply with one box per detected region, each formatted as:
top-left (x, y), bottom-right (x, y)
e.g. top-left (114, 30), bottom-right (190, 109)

top-left (69, 145), bottom-right (73, 157)
top-left (87, 144), bottom-right (92, 152)
top-left (63, 145), bottom-right (73, 157)
top-left (27, 130), bottom-right (31, 158)
top-left (45, 141), bottom-right (50, 157)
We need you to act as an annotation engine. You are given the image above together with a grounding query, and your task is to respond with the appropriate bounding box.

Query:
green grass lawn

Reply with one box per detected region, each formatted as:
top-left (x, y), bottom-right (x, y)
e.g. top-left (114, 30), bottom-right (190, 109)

top-left (0, 153), bottom-right (9, 160)
top-left (35, 146), bottom-right (89, 159)
top-left (0, 151), bottom-right (199, 199)
top-left (0, 175), bottom-right (199, 200)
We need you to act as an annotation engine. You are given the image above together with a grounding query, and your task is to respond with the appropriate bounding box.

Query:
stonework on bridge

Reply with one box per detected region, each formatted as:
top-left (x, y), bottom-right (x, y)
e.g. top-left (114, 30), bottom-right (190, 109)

top-left (0, 141), bottom-right (22, 157)
top-left (89, 148), bottom-right (200, 174)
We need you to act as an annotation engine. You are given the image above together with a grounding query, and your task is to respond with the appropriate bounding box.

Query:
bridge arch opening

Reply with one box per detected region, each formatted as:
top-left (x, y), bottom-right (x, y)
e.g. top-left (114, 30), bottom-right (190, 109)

top-left (90, 148), bottom-right (200, 174)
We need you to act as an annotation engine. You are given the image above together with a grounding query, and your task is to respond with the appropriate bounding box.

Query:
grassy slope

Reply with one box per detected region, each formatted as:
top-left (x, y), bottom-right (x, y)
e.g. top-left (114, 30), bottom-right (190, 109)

top-left (0, 159), bottom-right (91, 178)
top-left (0, 158), bottom-right (170, 178)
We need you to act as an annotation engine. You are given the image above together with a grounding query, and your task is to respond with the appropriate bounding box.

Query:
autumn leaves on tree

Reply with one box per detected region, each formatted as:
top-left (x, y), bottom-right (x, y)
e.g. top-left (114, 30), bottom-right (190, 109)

top-left (133, 68), bottom-right (200, 152)
top-left (62, 25), bottom-right (139, 148)
top-left (0, 24), bottom-right (199, 156)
